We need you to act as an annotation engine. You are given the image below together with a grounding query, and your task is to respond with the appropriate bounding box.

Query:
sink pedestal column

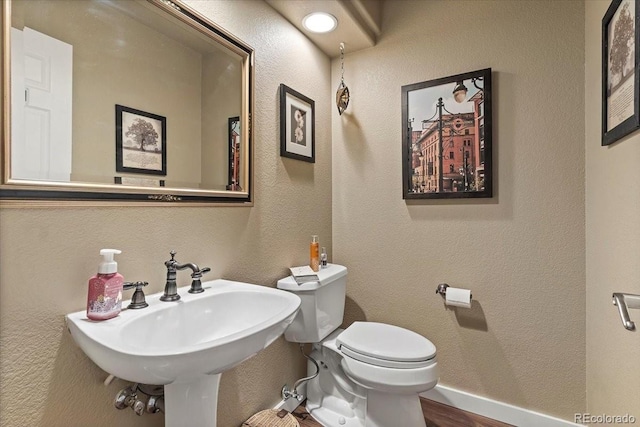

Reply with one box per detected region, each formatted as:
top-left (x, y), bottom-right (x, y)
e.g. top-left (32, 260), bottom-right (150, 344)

top-left (164, 374), bottom-right (221, 427)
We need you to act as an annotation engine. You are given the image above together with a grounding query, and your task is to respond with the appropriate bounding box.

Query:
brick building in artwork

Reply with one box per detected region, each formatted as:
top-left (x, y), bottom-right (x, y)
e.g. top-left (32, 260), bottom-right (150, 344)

top-left (410, 93), bottom-right (486, 193)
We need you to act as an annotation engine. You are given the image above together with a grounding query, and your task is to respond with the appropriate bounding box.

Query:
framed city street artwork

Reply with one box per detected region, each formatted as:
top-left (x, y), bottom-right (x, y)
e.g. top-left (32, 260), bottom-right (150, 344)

top-left (401, 68), bottom-right (492, 199)
top-left (602, 0), bottom-right (640, 146)
top-left (116, 105), bottom-right (167, 175)
top-left (280, 84), bottom-right (315, 163)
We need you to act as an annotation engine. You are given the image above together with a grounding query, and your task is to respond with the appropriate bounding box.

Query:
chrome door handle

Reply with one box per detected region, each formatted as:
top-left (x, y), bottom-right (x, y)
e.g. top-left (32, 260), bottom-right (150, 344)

top-left (612, 293), bottom-right (640, 331)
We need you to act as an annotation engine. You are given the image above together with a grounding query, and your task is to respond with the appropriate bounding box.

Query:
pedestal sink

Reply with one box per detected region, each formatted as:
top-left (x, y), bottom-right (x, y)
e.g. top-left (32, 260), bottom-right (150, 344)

top-left (65, 279), bottom-right (301, 427)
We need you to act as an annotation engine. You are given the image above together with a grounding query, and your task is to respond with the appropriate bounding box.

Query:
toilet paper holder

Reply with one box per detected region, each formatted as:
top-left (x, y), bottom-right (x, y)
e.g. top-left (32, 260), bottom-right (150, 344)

top-left (435, 283), bottom-right (449, 297)
top-left (435, 283), bottom-right (472, 300)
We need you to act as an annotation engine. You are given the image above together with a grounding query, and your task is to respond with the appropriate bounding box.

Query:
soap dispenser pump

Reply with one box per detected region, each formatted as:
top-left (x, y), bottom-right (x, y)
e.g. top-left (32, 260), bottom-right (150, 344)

top-left (87, 249), bottom-right (124, 320)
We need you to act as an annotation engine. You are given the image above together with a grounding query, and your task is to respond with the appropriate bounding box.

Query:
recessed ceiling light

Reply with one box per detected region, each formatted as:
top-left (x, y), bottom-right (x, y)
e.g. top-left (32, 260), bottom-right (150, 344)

top-left (302, 12), bottom-right (338, 33)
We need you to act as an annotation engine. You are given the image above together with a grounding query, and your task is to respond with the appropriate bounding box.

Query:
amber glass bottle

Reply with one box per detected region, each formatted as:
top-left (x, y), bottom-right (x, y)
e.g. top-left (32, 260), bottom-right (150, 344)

top-left (310, 235), bottom-right (320, 272)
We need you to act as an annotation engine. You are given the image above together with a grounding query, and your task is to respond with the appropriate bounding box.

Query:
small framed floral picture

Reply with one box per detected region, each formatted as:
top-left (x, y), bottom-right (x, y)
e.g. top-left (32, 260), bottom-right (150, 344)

top-left (280, 84), bottom-right (315, 163)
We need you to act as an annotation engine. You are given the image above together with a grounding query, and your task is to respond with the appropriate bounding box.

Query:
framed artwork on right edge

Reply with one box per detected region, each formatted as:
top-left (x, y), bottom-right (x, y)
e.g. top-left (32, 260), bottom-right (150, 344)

top-left (602, 0), bottom-right (640, 146)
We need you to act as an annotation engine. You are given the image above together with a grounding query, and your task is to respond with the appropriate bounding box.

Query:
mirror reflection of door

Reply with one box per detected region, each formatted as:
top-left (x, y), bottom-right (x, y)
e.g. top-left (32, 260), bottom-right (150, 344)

top-left (11, 27), bottom-right (72, 182)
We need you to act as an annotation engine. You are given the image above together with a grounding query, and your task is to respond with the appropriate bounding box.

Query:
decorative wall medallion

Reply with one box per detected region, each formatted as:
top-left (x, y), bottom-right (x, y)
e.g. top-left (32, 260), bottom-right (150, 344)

top-left (336, 42), bottom-right (350, 115)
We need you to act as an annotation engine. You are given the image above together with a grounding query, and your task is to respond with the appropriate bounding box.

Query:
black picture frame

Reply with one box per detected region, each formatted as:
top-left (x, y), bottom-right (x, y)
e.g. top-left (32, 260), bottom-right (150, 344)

top-left (279, 84), bottom-right (315, 163)
top-left (116, 105), bottom-right (167, 175)
top-left (602, 0), bottom-right (640, 146)
top-left (227, 116), bottom-right (242, 191)
top-left (401, 68), bottom-right (492, 199)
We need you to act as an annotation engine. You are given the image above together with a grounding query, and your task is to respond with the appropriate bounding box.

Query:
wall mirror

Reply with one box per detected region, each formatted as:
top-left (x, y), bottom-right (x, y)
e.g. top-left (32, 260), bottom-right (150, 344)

top-left (402, 68), bottom-right (492, 200)
top-left (1, 0), bottom-right (253, 204)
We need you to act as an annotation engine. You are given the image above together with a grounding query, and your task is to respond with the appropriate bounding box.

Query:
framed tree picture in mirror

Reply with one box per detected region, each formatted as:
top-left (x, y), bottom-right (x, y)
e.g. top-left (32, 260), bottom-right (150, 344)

top-left (401, 68), bottom-right (492, 199)
top-left (602, 0), bottom-right (640, 146)
top-left (115, 105), bottom-right (167, 176)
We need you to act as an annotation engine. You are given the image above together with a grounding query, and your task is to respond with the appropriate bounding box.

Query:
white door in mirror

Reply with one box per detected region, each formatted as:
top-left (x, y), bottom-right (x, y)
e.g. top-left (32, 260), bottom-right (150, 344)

top-left (11, 27), bottom-right (72, 182)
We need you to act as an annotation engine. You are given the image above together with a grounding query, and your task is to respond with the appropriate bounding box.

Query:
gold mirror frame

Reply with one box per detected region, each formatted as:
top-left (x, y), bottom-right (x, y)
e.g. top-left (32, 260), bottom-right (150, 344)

top-left (0, 0), bottom-right (253, 206)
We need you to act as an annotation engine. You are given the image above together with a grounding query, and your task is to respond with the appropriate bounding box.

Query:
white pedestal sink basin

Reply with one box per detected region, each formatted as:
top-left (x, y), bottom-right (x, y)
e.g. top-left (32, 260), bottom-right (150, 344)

top-left (66, 279), bottom-right (301, 427)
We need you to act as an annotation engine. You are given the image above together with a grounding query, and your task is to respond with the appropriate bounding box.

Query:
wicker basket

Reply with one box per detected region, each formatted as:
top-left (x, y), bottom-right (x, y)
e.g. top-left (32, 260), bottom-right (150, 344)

top-left (242, 409), bottom-right (300, 427)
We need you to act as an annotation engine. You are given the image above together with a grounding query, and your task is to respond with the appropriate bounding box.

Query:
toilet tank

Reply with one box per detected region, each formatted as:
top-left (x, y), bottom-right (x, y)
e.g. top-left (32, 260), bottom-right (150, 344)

top-left (276, 264), bottom-right (347, 343)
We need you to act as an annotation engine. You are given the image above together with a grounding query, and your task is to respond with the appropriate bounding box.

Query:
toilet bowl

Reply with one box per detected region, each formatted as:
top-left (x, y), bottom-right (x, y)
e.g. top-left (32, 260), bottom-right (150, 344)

top-left (277, 264), bottom-right (438, 427)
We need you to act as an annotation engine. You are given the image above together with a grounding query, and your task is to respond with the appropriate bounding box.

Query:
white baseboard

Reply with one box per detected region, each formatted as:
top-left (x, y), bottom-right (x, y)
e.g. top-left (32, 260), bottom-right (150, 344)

top-left (421, 385), bottom-right (584, 427)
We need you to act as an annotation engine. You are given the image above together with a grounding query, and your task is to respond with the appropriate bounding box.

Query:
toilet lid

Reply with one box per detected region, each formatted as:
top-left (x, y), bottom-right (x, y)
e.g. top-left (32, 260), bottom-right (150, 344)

top-left (337, 322), bottom-right (436, 369)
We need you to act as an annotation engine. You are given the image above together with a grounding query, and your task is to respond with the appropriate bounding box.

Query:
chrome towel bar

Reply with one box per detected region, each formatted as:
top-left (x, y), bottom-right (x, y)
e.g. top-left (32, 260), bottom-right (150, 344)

top-left (612, 292), bottom-right (640, 331)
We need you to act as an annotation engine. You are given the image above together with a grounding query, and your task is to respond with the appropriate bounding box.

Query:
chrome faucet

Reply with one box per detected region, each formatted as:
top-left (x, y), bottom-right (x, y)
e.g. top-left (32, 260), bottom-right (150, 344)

top-left (160, 251), bottom-right (211, 301)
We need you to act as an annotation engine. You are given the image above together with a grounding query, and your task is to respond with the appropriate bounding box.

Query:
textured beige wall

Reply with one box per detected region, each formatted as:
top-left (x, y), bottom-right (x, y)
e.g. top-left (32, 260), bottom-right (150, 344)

top-left (585, 0), bottom-right (640, 421)
top-left (332, 0), bottom-right (585, 420)
top-left (0, 1), bottom-right (331, 426)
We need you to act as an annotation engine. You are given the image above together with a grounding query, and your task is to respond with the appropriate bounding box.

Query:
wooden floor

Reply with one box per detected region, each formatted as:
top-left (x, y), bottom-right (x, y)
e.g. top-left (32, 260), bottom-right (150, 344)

top-left (291, 397), bottom-right (513, 427)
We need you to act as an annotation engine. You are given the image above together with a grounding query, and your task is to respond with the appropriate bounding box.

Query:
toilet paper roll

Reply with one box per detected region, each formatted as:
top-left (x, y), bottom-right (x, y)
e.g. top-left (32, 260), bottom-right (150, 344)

top-left (445, 287), bottom-right (472, 308)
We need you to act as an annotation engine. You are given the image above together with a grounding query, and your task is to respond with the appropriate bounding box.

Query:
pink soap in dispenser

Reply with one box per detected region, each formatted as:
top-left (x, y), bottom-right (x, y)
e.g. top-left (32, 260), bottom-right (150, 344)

top-left (87, 249), bottom-right (124, 321)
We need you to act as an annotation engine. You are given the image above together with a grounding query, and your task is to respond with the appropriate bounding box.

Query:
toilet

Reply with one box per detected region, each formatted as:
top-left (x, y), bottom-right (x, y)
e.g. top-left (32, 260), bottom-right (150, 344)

top-left (277, 264), bottom-right (438, 427)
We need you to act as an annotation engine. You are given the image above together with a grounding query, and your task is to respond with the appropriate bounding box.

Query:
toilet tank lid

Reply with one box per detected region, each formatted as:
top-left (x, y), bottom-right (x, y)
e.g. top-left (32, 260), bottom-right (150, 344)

top-left (276, 264), bottom-right (347, 291)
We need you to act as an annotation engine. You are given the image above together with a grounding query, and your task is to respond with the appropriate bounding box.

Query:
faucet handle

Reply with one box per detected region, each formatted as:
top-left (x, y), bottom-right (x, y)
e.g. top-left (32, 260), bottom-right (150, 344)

top-left (165, 251), bottom-right (178, 269)
top-left (123, 281), bottom-right (149, 309)
top-left (192, 267), bottom-right (211, 278)
top-left (188, 267), bottom-right (211, 294)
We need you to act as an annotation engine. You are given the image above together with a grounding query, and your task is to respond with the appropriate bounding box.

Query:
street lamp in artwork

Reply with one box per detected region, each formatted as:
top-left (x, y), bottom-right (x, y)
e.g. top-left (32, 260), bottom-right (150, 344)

top-left (453, 77), bottom-right (484, 104)
top-left (459, 150), bottom-right (473, 191)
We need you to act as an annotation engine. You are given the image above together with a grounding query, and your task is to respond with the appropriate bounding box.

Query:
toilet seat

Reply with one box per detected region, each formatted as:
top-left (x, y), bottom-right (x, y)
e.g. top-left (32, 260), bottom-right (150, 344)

top-left (337, 322), bottom-right (436, 369)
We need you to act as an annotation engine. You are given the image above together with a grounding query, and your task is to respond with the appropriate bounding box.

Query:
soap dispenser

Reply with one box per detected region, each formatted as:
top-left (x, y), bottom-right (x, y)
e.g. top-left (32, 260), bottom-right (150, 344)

top-left (87, 249), bottom-right (124, 320)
